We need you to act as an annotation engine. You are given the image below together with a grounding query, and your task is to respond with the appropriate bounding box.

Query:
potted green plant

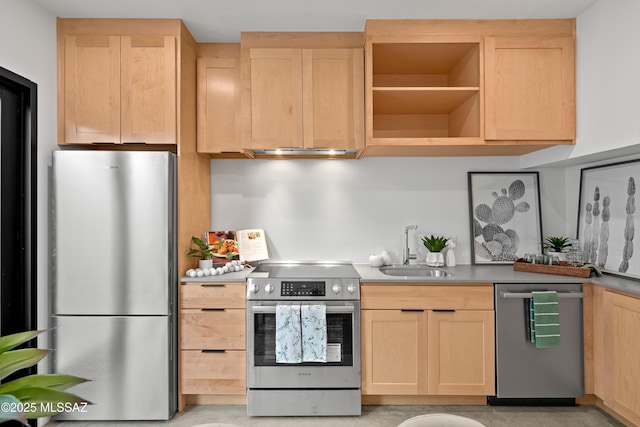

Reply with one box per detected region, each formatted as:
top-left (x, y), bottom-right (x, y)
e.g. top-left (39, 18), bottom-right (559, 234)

top-left (0, 330), bottom-right (89, 425)
top-left (421, 234), bottom-right (449, 267)
top-left (543, 236), bottom-right (571, 261)
top-left (187, 236), bottom-right (214, 269)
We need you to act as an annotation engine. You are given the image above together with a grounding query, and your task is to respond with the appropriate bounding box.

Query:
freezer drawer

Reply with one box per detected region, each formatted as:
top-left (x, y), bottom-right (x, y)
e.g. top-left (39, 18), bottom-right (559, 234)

top-left (52, 315), bottom-right (175, 420)
top-left (494, 283), bottom-right (584, 399)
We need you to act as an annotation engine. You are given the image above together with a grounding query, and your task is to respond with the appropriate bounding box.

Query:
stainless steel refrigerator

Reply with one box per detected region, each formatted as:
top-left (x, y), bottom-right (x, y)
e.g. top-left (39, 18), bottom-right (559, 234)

top-left (51, 151), bottom-right (177, 420)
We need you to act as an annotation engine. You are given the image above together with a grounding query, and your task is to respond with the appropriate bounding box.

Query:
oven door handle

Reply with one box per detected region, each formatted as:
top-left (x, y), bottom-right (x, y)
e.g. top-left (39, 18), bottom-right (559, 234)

top-left (250, 304), bottom-right (355, 314)
top-left (499, 291), bottom-right (585, 299)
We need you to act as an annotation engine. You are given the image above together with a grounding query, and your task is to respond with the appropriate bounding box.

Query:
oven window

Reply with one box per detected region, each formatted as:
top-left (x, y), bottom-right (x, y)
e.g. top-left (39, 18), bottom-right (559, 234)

top-left (253, 313), bottom-right (354, 366)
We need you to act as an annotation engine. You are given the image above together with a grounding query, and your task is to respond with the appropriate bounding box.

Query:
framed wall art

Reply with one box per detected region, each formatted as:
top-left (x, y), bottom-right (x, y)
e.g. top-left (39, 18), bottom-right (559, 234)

top-left (578, 159), bottom-right (640, 279)
top-left (468, 172), bottom-right (543, 264)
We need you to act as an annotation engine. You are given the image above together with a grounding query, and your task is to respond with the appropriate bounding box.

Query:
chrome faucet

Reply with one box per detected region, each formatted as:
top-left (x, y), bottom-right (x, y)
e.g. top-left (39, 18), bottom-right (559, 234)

top-left (402, 225), bottom-right (418, 265)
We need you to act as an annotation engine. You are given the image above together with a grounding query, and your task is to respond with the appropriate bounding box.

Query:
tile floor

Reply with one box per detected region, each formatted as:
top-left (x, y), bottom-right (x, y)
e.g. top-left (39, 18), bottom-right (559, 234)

top-left (46, 404), bottom-right (625, 427)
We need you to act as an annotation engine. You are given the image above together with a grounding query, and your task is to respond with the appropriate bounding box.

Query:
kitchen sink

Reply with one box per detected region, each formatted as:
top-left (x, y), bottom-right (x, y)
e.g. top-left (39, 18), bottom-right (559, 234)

top-left (378, 265), bottom-right (452, 277)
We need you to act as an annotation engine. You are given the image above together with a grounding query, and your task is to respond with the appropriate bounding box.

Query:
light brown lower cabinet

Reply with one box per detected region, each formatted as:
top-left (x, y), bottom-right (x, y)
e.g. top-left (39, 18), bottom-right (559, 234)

top-left (599, 290), bottom-right (640, 425)
top-left (179, 282), bottom-right (246, 403)
top-left (427, 310), bottom-right (495, 395)
top-left (361, 283), bottom-right (495, 397)
top-left (180, 350), bottom-right (246, 395)
top-left (362, 309), bottom-right (428, 395)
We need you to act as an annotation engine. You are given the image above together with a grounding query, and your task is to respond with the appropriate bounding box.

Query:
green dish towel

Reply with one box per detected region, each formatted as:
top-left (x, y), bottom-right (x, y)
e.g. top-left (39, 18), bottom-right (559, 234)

top-left (529, 291), bottom-right (560, 348)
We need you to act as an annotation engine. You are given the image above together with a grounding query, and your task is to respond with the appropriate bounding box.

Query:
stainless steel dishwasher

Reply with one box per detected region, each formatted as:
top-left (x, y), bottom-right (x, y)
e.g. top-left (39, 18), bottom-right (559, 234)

top-left (492, 283), bottom-right (584, 404)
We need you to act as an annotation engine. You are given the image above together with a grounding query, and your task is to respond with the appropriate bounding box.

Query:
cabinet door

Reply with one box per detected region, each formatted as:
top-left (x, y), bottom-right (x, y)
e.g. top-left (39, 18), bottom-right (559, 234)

top-left (302, 49), bottom-right (364, 150)
top-left (121, 35), bottom-right (176, 144)
top-left (603, 292), bottom-right (640, 425)
top-left (197, 57), bottom-right (242, 153)
top-left (246, 48), bottom-right (303, 149)
top-left (180, 350), bottom-right (246, 395)
top-left (427, 310), bottom-right (495, 395)
top-left (63, 35), bottom-right (121, 144)
top-left (484, 36), bottom-right (575, 141)
top-left (361, 309), bottom-right (427, 395)
top-left (180, 308), bottom-right (246, 350)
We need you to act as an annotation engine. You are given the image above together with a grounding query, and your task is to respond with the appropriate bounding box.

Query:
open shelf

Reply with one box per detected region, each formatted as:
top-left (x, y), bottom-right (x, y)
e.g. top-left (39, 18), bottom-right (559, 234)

top-left (373, 88), bottom-right (479, 115)
top-left (369, 41), bottom-right (481, 141)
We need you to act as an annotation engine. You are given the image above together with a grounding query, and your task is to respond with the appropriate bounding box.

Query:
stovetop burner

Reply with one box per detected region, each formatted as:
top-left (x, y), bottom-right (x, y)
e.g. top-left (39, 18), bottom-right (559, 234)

top-left (249, 260), bottom-right (360, 279)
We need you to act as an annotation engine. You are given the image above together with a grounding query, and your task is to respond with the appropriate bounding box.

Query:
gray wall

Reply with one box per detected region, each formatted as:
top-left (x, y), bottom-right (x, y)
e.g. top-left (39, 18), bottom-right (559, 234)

top-left (0, 0), bottom-right (57, 334)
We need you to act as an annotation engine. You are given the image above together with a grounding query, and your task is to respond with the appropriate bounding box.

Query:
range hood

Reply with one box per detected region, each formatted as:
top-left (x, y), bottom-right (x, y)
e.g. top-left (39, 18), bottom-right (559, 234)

top-left (251, 148), bottom-right (360, 158)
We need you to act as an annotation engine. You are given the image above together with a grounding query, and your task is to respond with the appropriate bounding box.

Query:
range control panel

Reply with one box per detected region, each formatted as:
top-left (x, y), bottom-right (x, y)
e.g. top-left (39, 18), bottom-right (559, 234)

top-left (281, 281), bottom-right (325, 297)
top-left (246, 277), bottom-right (360, 300)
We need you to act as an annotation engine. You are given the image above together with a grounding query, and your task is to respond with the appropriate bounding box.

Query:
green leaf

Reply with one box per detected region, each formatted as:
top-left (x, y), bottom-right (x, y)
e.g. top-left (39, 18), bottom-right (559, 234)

top-left (0, 374), bottom-right (89, 394)
top-left (0, 330), bottom-right (44, 355)
top-left (9, 387), bottom-right (91, 418)
top-left (0, 349), bottom-right (51, 382)
top-left (191, 236), bottom-right (208, 249)
top-left (0, 393), bottom-right (28, 425)
top-left (421, 235), bottom-right (449, 252)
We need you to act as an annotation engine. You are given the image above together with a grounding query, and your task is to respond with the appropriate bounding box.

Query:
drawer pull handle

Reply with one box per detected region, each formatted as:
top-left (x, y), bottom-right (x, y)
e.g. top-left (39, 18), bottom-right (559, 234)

top-left (201, 308), bottom-right (225, 312)
top-left (432, 309), bottom-right (456, 312)
top-left (202, 349), bottom-right (226, 353)
top-left (201, 284), bottom-right (226, 287)
top-left (401, 309), bottom-right (424, 312)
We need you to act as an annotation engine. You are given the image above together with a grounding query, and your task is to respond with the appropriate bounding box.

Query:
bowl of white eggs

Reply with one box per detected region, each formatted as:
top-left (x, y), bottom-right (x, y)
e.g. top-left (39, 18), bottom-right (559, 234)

top-left (185, 260), bottom-right (245, 278)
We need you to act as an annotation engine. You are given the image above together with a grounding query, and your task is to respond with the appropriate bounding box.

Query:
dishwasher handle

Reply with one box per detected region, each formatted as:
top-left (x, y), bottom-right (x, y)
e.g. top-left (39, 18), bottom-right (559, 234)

top-left (499, 291), bottom-right (584, 299)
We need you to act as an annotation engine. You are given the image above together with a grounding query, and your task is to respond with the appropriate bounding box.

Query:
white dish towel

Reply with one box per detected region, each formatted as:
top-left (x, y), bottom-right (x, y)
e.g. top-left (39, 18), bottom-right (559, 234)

top-left (275, 304), bottom-right (302, 363)
top-left (301, 304), bottom-right (327, 362)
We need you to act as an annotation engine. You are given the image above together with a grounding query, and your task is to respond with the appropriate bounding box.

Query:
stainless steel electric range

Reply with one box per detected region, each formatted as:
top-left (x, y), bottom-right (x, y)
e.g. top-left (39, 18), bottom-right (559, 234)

top-left (246, 261), bottom-right (361, 417)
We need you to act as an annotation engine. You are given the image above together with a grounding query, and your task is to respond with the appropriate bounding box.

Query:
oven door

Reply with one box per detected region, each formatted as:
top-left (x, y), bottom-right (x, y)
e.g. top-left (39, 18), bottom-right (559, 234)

top-left (247, 300), bottom-right (360, 389)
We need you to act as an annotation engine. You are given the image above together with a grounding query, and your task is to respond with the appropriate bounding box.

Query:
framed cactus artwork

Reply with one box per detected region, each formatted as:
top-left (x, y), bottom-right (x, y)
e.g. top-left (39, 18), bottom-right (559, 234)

top-left (468, 172), bottom-right (543, 264)
top-left (578, 159), bottom-right (640, 279)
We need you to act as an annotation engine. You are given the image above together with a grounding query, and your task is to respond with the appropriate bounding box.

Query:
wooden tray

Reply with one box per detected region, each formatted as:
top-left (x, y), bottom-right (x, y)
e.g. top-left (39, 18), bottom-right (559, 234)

top-left (513, 259), bottom-right (591, 278)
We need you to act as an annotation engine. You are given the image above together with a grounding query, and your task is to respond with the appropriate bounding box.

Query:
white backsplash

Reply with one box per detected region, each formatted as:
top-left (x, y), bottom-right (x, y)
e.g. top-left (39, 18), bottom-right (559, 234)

top-left (210, 157), bottom-right (567, 264)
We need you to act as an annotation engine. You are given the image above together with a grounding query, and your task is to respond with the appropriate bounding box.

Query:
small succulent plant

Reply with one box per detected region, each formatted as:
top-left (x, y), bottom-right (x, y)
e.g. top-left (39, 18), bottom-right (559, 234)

top-left (421, 235), bottom-right (449, 253)
top-left (543, 236), bottom-right (571, 252)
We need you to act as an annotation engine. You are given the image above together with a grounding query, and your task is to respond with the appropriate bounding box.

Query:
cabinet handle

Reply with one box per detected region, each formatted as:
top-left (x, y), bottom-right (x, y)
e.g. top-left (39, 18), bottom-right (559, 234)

top-left (201, 349), bottom-right (226, 353)
top-left (432, 309), bottom-right (456, 312)
top-left (201, 284), bottom-right (226, 287)
top-left (400, 309), bottom-right (424, 312)
top-left (91, 142), bottom-right (117, 145)
top-left (201, 308), bottom-right (225, 312)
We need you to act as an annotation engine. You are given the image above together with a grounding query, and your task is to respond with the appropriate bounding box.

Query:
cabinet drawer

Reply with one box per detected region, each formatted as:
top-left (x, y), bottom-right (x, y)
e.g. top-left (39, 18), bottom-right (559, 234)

top-left (180, 350), bottom-right (246, 395)
top-left (180, 282), bottom-right (245, 309)
top-left (180, 309), bottom-right (245, 350)
top-left (361, 284), bottom-right (493, 310)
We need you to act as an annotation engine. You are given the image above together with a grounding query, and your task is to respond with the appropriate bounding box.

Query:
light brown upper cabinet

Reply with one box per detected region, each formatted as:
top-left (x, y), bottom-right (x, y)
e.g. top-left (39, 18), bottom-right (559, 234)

top-left (59, 22), bottom-right (178, 146)
top-left (197, 57), bottom-right (242, 154)
top-left (243, 47), bottom-right (364, 151)
top-left (362, 19), bottom-right (576, 156)
top-left (484, 36), bottom-right (575, 141)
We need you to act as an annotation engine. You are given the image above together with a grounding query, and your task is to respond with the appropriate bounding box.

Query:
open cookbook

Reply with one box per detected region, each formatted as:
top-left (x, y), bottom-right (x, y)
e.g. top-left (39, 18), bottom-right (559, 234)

top-left (205, 228), bottom-right (269, 263)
